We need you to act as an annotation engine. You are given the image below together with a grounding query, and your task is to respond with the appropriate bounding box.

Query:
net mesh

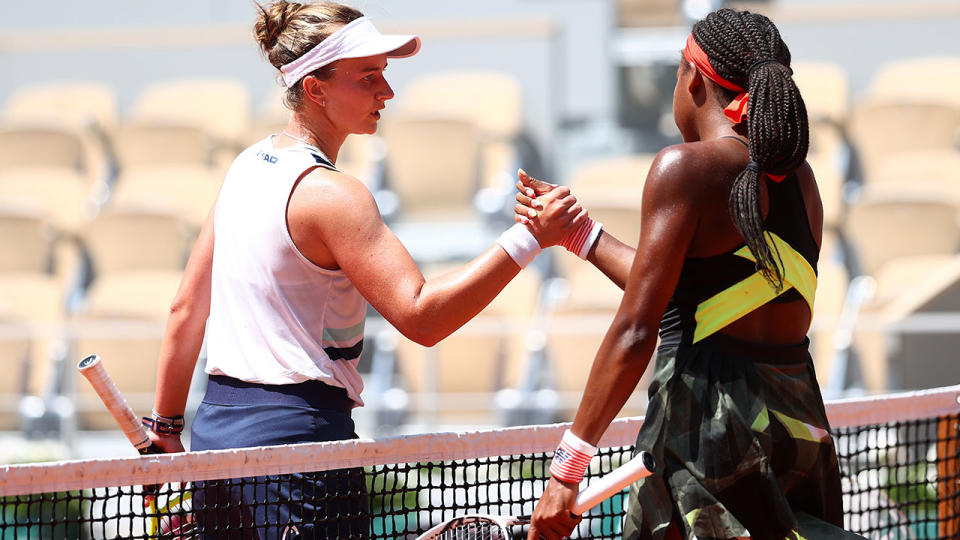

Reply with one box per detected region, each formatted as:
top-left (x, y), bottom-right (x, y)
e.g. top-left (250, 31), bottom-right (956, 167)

top-left (2, 385), bottom-right (958, 539)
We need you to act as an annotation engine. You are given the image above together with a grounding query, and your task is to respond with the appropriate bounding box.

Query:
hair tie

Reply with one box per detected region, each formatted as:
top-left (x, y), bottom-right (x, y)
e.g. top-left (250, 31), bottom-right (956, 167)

top-left (745, 161), bottom-right (761, 173)
top-left (747, 58), bottom-right (788, 78)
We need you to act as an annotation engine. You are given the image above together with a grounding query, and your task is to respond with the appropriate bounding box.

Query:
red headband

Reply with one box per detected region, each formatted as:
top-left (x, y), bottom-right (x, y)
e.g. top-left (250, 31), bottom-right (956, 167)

top-left (683, 34), bottom-right (785, 182)
top-left (682, 34), bottom-right (750, 125)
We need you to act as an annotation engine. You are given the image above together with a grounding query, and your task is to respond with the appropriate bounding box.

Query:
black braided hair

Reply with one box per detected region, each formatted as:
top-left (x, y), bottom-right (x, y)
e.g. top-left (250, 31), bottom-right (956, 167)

top-left (692, 8), bottom-right (809, 291)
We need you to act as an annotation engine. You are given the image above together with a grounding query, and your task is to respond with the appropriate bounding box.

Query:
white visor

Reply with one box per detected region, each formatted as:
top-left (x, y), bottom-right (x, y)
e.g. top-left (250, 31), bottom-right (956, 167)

top-left (278, 17), bottom-right (420, 88)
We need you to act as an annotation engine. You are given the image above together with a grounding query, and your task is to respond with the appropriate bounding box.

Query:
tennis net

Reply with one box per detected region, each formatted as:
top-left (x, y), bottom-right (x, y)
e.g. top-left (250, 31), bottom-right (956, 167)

top-left (1, 385), bottom-right (957, 539)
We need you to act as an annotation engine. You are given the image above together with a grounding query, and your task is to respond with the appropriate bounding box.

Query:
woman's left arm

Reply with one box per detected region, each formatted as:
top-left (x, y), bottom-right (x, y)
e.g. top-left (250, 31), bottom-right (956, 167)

top-left (527, 146), bottom-right (702, 539)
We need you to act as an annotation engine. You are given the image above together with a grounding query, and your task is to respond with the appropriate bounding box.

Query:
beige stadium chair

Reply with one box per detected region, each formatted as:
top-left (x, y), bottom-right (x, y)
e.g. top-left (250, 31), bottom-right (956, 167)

top-left (0, 273), bottom-right (67, 399)
top-left (809, 257), bottom-right (848, 387)
top-left (867, 149), bottom-right (960, 203)
top-left (557, 154), bottom-right (651, 272)
top-left (0, 125), bottom-right (87, 172)
top-left (80, 208), bottom-right (191, 277)
top-left (0, 167), bottom-right (91, 233)
top-left (3, 81), bottom-right (118, 129)
top-left (792, 61), bottom-right (850, 128)
top-left (399, 72), bottom-right (524, 193)
top-left (129, 78), bottom-right (252, 146)
top-left (847, 99), bottom-right (960, 181)
top-left (851, 254), bottom-right (960, 393)
top-left (0, 274), bottom-right (68, 429)
top-left (0, 312), bottom-right (30, 429)
top-left (568, 154), bottom-right (654, 197)
top-left (0, 206), bottom-right (55, 274)
top-left (380, 115), bottom-right (482, 221)
top-left (110, 165), bottom-right (222, 229)
top-left (617, 0), bottom-right (684, 27)
top-left (542, 302), bottom-right (651, 421)
top-left (843, 188), bottom-right (960, 278)
top-left (110, 123), bottom-right (215, 172)
top-left (807, 152), bottom-right (846, 230)
top-left (400, 71), bottom-right (523, 140)
top-left (72, 269), bottom-right (181, 429)
top-left (866, 56), bottom-right (960, 109)
top-left (393, 266), bottom-right (542, 426)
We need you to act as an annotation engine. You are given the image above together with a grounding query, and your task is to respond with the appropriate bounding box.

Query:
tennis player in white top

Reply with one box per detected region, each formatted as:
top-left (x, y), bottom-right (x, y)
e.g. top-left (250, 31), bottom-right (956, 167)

top-left (145, 2), bottom-right (600, 537)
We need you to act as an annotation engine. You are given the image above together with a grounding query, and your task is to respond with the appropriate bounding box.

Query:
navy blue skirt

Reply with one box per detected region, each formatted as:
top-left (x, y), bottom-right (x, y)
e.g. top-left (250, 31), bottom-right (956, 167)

top-left (190, 375), bottom-right (368, 539)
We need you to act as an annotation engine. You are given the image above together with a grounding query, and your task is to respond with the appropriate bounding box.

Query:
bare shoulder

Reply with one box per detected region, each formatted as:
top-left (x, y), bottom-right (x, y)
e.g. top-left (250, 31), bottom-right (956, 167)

top-left (294, 166), bottom-right (376, 208)
top-left (644, 142), bottom-right (724, 208)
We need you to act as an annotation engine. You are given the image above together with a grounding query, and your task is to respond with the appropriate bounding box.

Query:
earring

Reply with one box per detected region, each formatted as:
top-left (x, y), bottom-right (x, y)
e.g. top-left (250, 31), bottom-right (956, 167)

top-left (322, 98), bottom-right (326, 107)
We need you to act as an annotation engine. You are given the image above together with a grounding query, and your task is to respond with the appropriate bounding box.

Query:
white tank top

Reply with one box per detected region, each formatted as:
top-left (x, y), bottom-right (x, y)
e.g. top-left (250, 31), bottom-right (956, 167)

top-left (205, 136), bottom-right (367, 407)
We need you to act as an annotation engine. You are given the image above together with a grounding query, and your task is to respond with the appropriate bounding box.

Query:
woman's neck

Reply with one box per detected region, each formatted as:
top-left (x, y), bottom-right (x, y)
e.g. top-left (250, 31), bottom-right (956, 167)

top-left (281, 115), bottom-right (343, 164)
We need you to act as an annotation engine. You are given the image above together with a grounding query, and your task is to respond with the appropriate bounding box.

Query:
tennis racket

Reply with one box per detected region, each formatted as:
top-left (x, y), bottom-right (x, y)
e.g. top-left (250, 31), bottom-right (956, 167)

top-left (77, 354), bottom-right (195, 538)
top-left (415, 450), bottom-right (656, 539)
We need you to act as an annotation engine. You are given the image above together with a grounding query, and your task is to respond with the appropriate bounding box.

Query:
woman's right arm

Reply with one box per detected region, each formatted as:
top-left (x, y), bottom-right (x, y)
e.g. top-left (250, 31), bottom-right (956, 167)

top-left (288, 168), bottom-right (582, 346)
top-left (150, 208), bottom-right (215, 452)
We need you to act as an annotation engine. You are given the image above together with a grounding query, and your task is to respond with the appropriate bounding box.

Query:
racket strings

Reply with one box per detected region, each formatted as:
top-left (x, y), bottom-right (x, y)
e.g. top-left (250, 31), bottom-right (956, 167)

top-left (435, 520), bottom-right (509, 540)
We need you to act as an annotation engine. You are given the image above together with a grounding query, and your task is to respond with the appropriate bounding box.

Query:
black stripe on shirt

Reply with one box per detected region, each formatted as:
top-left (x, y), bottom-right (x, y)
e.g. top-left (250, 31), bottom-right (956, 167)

top-left (323, 340), bottom-right (363, 361)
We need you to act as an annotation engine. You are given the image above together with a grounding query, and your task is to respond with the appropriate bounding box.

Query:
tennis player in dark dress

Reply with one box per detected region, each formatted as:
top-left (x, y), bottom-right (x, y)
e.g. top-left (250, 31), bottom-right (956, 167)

top-left (517, 8), bottom-right (865, 540)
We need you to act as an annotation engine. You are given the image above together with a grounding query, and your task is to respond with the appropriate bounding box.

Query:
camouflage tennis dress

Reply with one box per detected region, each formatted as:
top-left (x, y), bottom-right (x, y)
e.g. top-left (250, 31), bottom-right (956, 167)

top-left (622, 177), bottom-right (862, 539)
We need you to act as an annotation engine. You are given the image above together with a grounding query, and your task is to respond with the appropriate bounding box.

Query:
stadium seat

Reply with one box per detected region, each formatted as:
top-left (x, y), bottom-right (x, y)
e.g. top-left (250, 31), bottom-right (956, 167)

top-left (542, 300), bottom-right (650, 420)
top-left (807, 151), bottom-right (846, 230)
top-left (109, 165), bottom-right (221, 230)
top-left (792, 61), bottom-right (850, 129)
top-left (0, 206), bottom-right (55, 274)
top-left (557, 154), bottom-right (651, 269)
top-left (0, 312), bottom-right (30, 430)
top-left (129, 78), bottom-right (252, 147)
top-left (392, 265), bottom-right (542, 427)
top-left (80, 208), bottom-right (191, 277)
top-left (0, 125), bottom-right (87, 172)
top-left (380, 115), bottom-right (482, 221)
top-left (617, 0), bottom-right (685, 27)
top-left (0, 275), bottom-right (67, 429)
top-left (398, 71), bottom-right (525, 193)
top-left (71, 269), bottom-right (181, 429)
top-left (866, 56), bottom-right (960, 108)
top-left (2, 81), bottom-right (118, 130)
top-left (847, 99), bottom-right (960, 182)
top-left (0, 167), bottom-right (91, 234)
top-left (867, 149), bottom-right (960, 199)
top-left (861, 254), bottom-right (960, 390)
top-left (809, 255), bottom-right (849, 386)
top-left (843, 187), bottom-right (960, 277)
top-left (110, 122), bottom-right (215, 172)
top-left (400, 71), bottom-right (522, 140)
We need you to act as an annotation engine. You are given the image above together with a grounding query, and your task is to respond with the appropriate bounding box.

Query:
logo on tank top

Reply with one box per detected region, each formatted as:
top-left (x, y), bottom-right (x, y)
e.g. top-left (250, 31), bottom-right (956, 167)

top-left (256, 151), bottom-right (279, 164)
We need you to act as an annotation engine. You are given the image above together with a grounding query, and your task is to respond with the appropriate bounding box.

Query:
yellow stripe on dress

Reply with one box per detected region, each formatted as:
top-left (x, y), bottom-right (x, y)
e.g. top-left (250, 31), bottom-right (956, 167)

top-left (693, 232), bottom-right (817, 344)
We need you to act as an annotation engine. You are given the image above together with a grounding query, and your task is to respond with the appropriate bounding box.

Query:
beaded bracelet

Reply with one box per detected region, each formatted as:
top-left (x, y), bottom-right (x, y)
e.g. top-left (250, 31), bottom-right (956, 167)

top-left (141, 410), bottom-right (185, 436)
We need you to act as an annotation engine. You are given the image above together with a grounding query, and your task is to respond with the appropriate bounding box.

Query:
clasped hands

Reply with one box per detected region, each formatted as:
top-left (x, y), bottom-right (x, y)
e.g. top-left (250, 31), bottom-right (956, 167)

top-left (514, 169), bottom-right (587, 249)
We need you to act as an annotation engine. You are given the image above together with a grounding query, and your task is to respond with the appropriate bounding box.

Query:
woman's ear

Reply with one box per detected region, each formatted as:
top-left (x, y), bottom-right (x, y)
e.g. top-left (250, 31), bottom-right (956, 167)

top-left (301, 76), bottom-right (326, 107)
top-left (685, 63), bottom-right (703, 95)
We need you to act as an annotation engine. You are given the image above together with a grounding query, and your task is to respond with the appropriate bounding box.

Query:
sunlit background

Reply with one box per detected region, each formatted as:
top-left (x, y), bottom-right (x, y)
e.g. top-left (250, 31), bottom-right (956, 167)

top-left (1, 0), bottom-right (959, 462)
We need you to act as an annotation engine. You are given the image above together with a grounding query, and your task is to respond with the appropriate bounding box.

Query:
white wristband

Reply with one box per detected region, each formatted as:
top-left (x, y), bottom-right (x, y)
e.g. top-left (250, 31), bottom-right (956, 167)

top-left (496, 223), bottom-right (542, 268)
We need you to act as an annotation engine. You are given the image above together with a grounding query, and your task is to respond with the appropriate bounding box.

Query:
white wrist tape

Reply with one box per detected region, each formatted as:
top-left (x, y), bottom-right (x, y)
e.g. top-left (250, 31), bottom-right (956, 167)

top-left (549, 429), bottom-right (598, 483)
top-left (496, 223), bottom-right (542, 268)
top-left (561, 218), bottom-right (603, 260)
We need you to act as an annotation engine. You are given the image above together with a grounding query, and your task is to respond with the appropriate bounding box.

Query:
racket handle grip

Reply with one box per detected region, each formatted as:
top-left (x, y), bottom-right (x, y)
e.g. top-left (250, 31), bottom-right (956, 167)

top-left (77, 354), bottom-right (157, 453)
top-left (572, 451), bottom-right (656, 515)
